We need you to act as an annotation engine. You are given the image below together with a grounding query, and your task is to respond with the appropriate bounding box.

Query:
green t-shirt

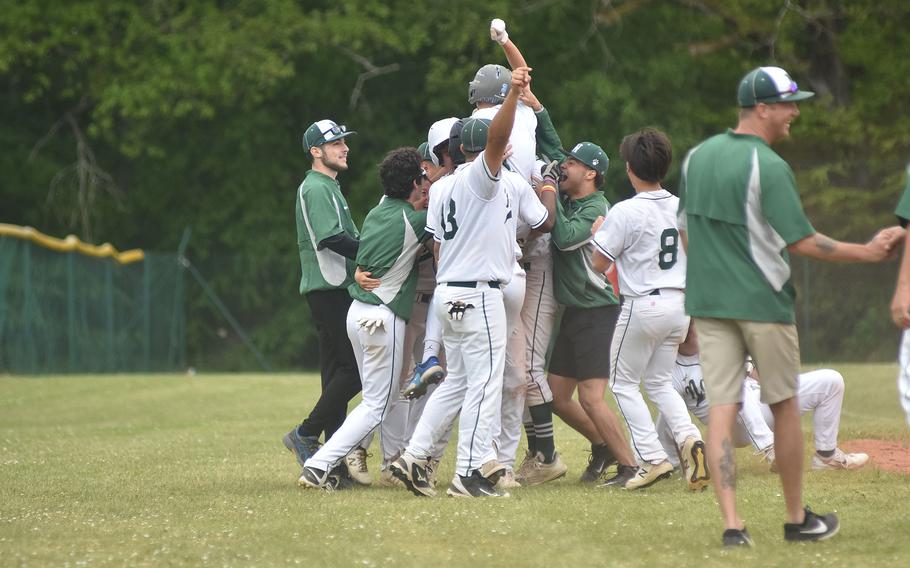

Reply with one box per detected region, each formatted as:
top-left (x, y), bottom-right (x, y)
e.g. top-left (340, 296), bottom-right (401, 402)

top-left (295, 170), bottom-right (360, 295)
top-left (894, 162), bottom-right (910, 225)
top-left (348, 198), bottom-right (429, 321)
top-left (678, 130), bottom-right (815, 324)
top-left (551, 191), bottom-right (618, 308)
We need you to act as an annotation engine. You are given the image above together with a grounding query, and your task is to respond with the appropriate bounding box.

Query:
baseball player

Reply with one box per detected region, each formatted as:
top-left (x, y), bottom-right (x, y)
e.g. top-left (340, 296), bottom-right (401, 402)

top-left (283, 119), bottom-right (363, 487)
top-left (520, 141), bottom-right (640, 487)
top-left (656, 323), bottom-right (869, 471)
top-left (679, 66), bottom-right (897, 546)
top-left (390, 66), bottom-right (533, 498)
top-left (889, 161), bottom-right (910, 427)
top-left (591, 128), bottom-right (709, 491)
top-left (299, 147), bottom-right (431, 490)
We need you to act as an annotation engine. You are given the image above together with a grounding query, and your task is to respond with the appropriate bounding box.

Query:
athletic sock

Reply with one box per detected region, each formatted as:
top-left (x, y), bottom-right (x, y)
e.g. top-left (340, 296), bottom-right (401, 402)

top-left (523, 421), bottom-right (537, 454)
top-left (529, 402), bottom-right (555, 463)
top-left (816, 449), bottom-right (835, 458)
top-left (421, 339), bottom-right (442, 362)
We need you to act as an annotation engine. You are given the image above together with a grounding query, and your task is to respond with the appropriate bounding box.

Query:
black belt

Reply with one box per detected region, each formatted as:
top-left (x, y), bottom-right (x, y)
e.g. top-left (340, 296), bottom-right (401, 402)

top-left (447, 281), bottom-right (501, 289)
top-left (522, 262), bottom-right (531, 271)
top-left (415, 292), bottom-right (433, 304)
top-left (649, 289), bottom-right (661, 296)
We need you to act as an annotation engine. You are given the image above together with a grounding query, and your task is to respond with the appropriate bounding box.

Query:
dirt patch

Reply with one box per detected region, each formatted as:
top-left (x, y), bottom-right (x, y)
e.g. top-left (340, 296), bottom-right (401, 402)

top-left (841, 439), bottom-right (910, 474)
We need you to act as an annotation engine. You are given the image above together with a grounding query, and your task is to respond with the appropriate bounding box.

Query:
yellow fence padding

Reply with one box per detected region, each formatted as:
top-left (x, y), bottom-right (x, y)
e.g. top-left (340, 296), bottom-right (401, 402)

top-left (0, 223), bottom-right (144, 264)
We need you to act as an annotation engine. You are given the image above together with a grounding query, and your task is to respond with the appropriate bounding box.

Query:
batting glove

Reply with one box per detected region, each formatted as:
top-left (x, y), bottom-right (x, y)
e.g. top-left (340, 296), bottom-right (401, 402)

top-left (490, 18), bottom-right (508, 45)
top-left (357, 317), bottom-right (384, 335)
top-left (446, 300), bottom-right (474, 321)
top-left (540, 160), bottom-right (562, 186)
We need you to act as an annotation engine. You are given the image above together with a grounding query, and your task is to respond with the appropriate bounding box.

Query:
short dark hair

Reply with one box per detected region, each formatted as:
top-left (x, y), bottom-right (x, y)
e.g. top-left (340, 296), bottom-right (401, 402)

top-left (593, 171), bottom-right (604, 189)
top-left (379, 147), bottom-right (423, 199)
top-left (619, 128), bottom-right (672, 183)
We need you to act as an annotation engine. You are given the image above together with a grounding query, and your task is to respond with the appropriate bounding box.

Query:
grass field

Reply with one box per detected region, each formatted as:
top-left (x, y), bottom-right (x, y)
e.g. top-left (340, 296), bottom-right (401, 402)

top-left (2, 364), bottom-right (909, 567)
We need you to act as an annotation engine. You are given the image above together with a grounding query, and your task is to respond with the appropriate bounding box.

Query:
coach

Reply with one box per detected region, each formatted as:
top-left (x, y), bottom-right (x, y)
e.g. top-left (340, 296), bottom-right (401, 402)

top-left (679, 66), bottom-right (900, 547)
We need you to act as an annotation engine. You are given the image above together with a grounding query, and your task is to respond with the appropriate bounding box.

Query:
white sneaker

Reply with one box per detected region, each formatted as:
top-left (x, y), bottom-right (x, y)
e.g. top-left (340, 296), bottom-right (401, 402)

top-left (515, 450), bottom-right (536, 479)
top-left (811, 448), bottom-right (869, 470)
top-left (379, 468), bottom-right (404, 487)
top-left (624, 459), bottom-right (673, 490)
top-left (516, 452), bottom-right (567, 486)
top-left (344, 447), bottom-right (371, 486)
top-left (495, 467), bottom-right (522, 490)
top-left (427, 458), bottom-right (441, 487)
top-left (479, 459), bottom-right (506, 485)
top-left (680, 437), bottom-right (710, 491)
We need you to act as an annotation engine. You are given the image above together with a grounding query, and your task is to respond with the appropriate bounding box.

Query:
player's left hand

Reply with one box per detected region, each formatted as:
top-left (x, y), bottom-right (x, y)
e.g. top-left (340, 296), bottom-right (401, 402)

top-left (355, 267), bottom-right (381, 291)
top-left (490, 18), bottom-right (508, 45)
top-left (591, 215), bottom-right (605, 235)
top-left (357, 317), bottom-right (384, 335)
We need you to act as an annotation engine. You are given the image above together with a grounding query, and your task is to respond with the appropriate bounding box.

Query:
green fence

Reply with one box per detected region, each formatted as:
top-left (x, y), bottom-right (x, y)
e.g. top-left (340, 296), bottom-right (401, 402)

top-left (0, 236), bottom-right (185, 373)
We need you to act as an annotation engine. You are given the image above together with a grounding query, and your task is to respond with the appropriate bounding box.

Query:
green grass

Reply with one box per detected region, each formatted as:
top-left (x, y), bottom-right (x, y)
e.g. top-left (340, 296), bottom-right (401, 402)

top-left (1, 364), bottom-right (909, 567)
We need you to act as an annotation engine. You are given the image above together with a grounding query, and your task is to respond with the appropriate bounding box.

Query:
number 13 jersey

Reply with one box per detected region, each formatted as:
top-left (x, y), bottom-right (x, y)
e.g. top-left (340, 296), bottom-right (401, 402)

top-left (592, 189), bottom-right (687, 298)
top-left (426, 155), bottom-right (517, 285)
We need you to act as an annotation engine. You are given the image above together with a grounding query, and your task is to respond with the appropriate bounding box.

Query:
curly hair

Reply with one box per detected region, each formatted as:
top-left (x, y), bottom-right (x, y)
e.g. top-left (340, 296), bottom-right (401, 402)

top-left (379, 147), bottom-right (423, 199)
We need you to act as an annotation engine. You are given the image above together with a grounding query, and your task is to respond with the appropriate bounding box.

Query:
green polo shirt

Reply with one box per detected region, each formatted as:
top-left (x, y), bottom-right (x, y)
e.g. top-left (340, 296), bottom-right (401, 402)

top-left (348, 198), bottom-right (429, 321)
top-left (295, 170), bottom-right (360, 295)
top-left (679, 130), bottom-right (815, 324)
top-left (895, 162), bottom-right (910, 225)
top-left (551, 191), bottom-right (618, 308)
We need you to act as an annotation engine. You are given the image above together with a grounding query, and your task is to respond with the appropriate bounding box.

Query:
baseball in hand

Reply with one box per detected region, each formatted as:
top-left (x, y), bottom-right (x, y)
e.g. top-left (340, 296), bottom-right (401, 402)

top-left (490, 18), bottom-right (508, 44)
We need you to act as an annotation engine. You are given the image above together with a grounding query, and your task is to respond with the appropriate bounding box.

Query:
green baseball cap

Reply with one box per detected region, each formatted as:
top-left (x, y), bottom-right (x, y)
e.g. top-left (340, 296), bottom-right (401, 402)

top-left (568, 141), bottom-right (609, 177)
top-left (418, 142), bottom-right (431, 161)
top-left (303, 119), bottom-right (356, 151)
top-left (460, 118), bottom-right (491, 153)
top-left (737, 66), bottom-right (814, 107)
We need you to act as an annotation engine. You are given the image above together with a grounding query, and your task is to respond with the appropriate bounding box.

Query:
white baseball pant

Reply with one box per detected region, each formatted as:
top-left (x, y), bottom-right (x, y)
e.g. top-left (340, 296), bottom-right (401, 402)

top-left (656, 374), bottom-right (774, 466)
top-left (758, 369), bottom-right (845, 452)
top-left (305, 300), bottom-right (405, 472)
top-left (491, 267), bottom-right (527, 467)
top-left (405, 283), bottom-right (506, 476)
top-left (521, 255), bottom-right (557, 407)
top-left (898, 330), bottom-right (910, 427)
top-left (610, 290), bottom-right (699, 463)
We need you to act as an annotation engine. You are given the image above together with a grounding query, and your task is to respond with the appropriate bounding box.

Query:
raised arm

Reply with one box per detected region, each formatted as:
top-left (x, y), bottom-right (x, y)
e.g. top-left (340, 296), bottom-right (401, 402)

top-left (484, 66), bottom-right (531, 176)
top-left (490, 19), bottom-right (528, 69)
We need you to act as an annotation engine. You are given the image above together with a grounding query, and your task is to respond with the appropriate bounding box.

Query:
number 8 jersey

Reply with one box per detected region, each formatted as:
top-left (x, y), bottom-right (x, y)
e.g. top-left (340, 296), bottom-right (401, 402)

top-left (426, 155), bottom-right (518, 285)
top-left (592, 189), bottom-right (687, 297)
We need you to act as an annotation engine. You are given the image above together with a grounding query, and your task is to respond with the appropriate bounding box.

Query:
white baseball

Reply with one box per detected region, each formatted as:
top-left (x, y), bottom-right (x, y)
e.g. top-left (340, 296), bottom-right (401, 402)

top-left (491, 18), bottom-right (506, 33)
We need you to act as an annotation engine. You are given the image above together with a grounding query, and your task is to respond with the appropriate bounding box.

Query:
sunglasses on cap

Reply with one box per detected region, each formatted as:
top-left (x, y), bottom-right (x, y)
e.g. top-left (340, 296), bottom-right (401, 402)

top-left (322, 123), bottom-right (347, 137)
top-left (756, 80), bottom-right (799, 102)
top-left (412, 168), bottom-right (429, 183)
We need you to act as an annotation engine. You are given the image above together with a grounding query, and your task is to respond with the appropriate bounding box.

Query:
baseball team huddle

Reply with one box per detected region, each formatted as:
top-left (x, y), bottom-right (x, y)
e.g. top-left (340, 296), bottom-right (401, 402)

top-left (283, 19), bottom-right (910, 548)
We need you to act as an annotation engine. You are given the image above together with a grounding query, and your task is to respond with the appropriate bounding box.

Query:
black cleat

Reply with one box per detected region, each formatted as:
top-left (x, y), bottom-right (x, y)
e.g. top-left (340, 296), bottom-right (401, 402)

top-left (599, 464), bottom-right (638, 488)
top-left (722, 527), bottom-right (755, 548)
top-left (446, 471), bottom-right (509, 498)
top-left (580, 444), bottom-right (617, 483)
top-left (784, 507), bottom-right (840, 542)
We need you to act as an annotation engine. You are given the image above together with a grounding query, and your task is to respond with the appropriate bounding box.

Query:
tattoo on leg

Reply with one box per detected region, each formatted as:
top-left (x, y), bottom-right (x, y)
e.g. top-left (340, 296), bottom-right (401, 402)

top-left (719, 438), bottom-right (736, 490)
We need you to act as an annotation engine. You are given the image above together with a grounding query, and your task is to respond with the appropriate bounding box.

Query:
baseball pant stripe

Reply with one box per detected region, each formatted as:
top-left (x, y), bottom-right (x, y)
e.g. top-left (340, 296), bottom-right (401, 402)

top-left (609, 300), bottom-right (647, 462)
top-left (527, 270), bottom-right (547, 403)
top-left (465, 291), bottom-right (493, 474)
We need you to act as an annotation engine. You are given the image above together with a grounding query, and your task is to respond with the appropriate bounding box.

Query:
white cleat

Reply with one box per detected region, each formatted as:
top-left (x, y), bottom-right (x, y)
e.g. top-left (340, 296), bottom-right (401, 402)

top-left (344, 447), bottom-right (372, 485)
top-left (811, 448), bottom-right (870, 470)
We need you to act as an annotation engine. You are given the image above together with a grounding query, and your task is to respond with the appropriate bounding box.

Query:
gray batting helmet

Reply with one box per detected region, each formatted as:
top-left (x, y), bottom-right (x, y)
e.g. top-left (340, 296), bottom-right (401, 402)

top-left (468, 64), bottom-right (511, 105)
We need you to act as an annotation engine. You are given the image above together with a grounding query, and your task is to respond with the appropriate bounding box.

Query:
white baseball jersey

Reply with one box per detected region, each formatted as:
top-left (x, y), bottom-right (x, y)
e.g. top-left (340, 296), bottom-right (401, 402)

top-left (593, 189), bottom-right (686, 297)
top-left (428, 156), bottom-right (516, 284)
top-left (504, 170), bottom-right (548, 261)
top-left (472, 101), bottom-right (538, 183)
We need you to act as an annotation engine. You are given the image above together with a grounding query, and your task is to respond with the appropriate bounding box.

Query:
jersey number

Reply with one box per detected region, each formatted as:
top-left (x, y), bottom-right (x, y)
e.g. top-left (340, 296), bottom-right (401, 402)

top-left (442, 198), bottom-right (459, 240)
top-left (658, 228), bottom-right (679, 270)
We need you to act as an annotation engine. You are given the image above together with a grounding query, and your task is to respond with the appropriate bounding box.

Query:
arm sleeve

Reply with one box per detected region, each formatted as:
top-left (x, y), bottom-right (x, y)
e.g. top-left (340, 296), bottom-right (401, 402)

top-left (517, 180), bottom-right (549, 229)
top-left (302, 188), bottom-right (348, 245)
top-left (551, 198), bottom-right (607, 251)
top-left (676, 151), bottom-right (690, 231)
top-left (895, 164), bottom-right (910, 227)
top-left (534, 107), bottom-right (567, 163)
top-left (319, 233), bottom-right (359, 259)
top-left (427, 184), bottom-right (444, 242)
top-left (761, 163), bottom-right (815, 245)
top-left (592, 206), bottom-right (627, 261)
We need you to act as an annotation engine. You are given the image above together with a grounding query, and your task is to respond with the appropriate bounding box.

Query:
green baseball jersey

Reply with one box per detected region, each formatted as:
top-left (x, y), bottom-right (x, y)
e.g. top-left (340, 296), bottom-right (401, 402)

top-left (551, 191), bottom-right (618, 308)
top-left (295, 170), bottom-right (360, 295)
top-left (678, 130), bottom-right (815, 324)
top-left (894, 161), bottom-right (910, 225)
top-left (348, 198), bottom-right (429, 321)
